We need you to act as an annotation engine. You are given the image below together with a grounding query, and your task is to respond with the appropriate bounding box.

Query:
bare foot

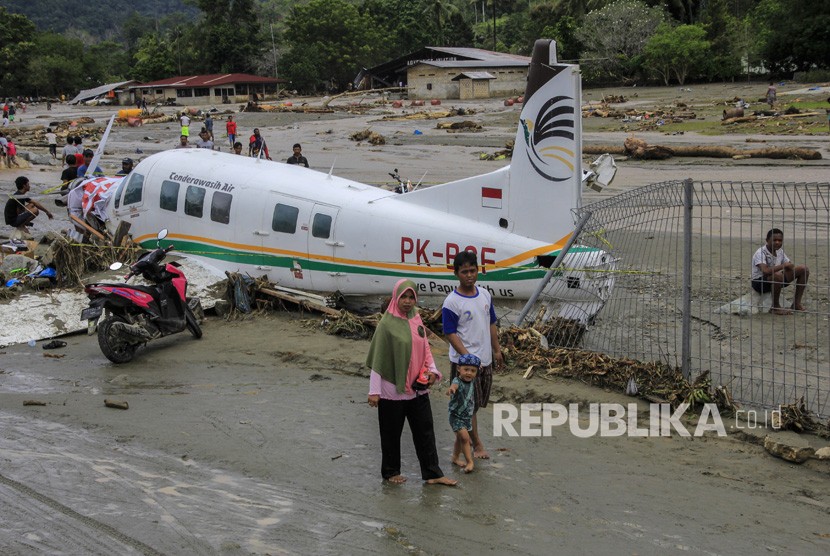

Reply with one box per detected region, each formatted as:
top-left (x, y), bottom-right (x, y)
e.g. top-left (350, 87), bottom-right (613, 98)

top-left (426, 476), bottom-right (458, 486)
top-left (463, 462), bottom-right (474, 473)
top-left (473, 448), bottom-right (490, 460)
top-left (451, 458), bottom-right (465, 467)
top-left (791, 303), bottom-right (807, 312)
top-left (770, 307), bottom-right (792, 315)
top-left (386, 475), bottom-right (406, 484)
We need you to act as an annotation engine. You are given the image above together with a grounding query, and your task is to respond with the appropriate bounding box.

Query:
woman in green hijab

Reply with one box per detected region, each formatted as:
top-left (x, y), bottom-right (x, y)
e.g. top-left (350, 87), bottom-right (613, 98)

top-left (366, 279), bottom-right (456, 486)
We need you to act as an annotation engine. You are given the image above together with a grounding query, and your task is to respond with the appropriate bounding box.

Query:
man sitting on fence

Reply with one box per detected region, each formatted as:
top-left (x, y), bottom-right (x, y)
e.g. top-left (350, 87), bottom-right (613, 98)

top-left (751, 228), bottom-right (810, 315)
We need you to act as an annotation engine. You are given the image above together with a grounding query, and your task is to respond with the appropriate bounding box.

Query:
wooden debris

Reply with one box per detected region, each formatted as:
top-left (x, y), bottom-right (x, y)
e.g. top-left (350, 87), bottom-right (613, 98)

top-left (774, 397), bottom-right (827, 435)
top-left (259, 287), bottom-right (341, 318)
top-left (349, 129), bottom-right (386, 145)
top-left (436, 121), bottom-right (482, 131)
top-left (381, 111), bottom-right (451, 121)
top-left (584, 140), bottom-right (822, 160)
top-left (623, 137), bottom-right (674, 160)
top-left (23, 400), bottom-right (47, 406)
top-left (70, 214), bottom-right (109, 241)
top-left (104, 399), bottom-right (129, 410)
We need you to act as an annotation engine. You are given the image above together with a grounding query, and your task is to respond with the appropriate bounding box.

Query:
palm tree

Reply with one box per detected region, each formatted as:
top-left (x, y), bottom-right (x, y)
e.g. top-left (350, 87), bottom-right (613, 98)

top-left (424, 0), bottom-right (460, 45)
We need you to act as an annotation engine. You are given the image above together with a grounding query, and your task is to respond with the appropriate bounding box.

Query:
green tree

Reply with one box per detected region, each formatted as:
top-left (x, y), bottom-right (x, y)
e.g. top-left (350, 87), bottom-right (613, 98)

top-left (122, 11), bottom-right (156, 58)
top-left (643, 22), bottom-right (710, 84)
top-left (698, 0), bottom-right (746, 81)
top-left (0, 7), bottom-right (36, 94)
top-left (282, 0), bottom-right (384, 92)
top-left (27, 33), bottom-right (85, 96)
top-left (423, 0), bottom-right (460, 46)
top-left (576, 0), bottom-right (666, 83)
top-left (194, 0), bottom-right (261, 73)
top-left (133, 34), bottom-right (176, 81)
top-left (752, 0), bottom-right (830, 73)
top-left (360, 0), bottom-right (431, 58)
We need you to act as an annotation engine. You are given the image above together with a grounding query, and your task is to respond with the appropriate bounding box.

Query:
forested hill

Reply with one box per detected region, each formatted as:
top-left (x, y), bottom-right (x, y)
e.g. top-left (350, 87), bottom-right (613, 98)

top-left (3, 0), bottom-right (197, 35)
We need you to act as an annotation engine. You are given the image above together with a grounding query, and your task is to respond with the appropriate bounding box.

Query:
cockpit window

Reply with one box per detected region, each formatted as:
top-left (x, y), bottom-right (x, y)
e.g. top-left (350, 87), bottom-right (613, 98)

top-left (122, 173), bottom-right (144, 206)
top-left (160, 180), bottom-right (180, 212)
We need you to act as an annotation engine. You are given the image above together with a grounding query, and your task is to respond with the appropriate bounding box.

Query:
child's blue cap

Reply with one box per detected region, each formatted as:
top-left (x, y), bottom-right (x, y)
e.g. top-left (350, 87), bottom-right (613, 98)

top-left (458, 353), bottom-right (481, 368)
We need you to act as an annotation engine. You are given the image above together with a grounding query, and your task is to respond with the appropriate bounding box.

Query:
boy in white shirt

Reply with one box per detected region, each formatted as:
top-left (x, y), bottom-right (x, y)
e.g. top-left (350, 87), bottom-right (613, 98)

top-left (442, 251), bottom-right (504, 459)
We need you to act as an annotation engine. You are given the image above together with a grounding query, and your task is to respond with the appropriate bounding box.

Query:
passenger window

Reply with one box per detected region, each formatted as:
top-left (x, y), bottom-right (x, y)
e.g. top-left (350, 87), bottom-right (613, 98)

top-left (185, 186), bottom-right (205, 218)
top-left (211, 191), bottom-right (232, 224)
top-left (312, 213), bottom-right (332, 239)
top-left (272, 203), bottom-right (298, 233)
top-left (122, 173), bottom-right (144, 205)
top-left (160, 180), bottom-right (180, 212)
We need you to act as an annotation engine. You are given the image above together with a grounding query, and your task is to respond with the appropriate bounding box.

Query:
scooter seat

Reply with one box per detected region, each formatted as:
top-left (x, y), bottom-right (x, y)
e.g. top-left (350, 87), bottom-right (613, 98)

top-left (93, 282), bottom-right (160, 298)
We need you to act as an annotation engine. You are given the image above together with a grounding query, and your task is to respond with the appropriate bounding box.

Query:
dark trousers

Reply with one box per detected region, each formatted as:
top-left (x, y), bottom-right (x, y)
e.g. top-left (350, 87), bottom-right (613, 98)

top-left (377, 394), bottom-right (443, 481)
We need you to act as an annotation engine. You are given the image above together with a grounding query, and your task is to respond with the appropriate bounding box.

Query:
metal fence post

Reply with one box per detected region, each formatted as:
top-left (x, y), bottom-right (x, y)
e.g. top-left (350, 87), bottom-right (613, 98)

top-left (516, 211), bottom-right (593, 326)
top-left (681, 178), bottom-right (693, 380)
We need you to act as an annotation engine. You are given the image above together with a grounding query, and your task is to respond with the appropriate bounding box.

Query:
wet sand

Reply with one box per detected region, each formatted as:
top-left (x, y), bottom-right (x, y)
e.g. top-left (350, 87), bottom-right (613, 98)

top-left (1, 315), bottom-right (829, 554)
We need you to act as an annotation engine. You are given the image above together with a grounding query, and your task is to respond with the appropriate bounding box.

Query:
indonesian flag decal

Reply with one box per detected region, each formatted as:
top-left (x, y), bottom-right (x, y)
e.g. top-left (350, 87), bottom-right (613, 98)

top-left (481, 186), bottom-right (502, 209)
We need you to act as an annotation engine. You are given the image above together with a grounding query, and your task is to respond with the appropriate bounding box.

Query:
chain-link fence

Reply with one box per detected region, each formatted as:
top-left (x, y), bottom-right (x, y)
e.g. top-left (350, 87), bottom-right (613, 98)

top-left (537, 180), bottom-right (830, 419)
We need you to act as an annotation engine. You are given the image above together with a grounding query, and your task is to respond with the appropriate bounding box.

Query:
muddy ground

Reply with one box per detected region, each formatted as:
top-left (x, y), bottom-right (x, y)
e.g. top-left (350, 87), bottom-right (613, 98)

top-left (1, 82), bottom-right (830, 554)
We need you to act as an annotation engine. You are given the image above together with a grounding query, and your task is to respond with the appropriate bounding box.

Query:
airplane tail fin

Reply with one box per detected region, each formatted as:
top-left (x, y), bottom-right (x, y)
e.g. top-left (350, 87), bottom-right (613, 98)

top-left (398, 39), bottom-right (582, 244)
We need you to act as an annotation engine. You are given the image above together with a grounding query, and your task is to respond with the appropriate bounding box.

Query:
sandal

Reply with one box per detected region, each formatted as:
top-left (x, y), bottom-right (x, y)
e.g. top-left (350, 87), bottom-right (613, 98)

top-left (42, 340), bottom-right (67, 350)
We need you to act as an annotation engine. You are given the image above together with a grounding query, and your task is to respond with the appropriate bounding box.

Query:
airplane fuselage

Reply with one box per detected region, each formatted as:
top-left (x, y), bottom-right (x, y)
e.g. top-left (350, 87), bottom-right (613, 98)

top-left (107, 149), bottom-right (611, 304)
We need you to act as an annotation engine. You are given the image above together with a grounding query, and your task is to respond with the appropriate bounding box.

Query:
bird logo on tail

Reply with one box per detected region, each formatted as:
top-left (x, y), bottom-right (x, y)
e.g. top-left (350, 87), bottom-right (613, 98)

top-left (521, 95), bottom-right (576, 182)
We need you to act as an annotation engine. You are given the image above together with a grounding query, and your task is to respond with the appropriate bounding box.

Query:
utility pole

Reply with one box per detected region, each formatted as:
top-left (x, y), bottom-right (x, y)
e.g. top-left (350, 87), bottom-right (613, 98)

top-left (492, 1), bottom-right (496, 51)
top-left (270, 23), bottom-right (278, 79)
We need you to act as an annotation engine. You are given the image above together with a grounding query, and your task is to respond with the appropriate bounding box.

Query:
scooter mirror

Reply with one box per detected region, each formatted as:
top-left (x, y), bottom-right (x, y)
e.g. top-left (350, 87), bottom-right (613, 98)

top-left (157, 229), bottom-right (168, 241)
top-left (109, 262), bottom-right (124, 271)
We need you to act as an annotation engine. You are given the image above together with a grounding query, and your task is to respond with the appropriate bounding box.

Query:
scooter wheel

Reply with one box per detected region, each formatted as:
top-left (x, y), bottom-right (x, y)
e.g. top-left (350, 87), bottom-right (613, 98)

top-left (98, 315), bottom-right (138, 363)
top-left (185, 307), bottom-right (203, 339)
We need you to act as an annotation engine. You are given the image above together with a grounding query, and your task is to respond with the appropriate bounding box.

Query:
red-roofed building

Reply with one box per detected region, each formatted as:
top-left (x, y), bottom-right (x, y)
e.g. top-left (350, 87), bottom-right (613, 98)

top-left (130, 74), bottom-right (284, 106)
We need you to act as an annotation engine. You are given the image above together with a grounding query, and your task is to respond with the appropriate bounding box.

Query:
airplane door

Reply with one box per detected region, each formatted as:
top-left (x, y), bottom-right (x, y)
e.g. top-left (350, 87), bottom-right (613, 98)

top-left (256, 194), bottom-right (314, 288)
top-left (307, 203), bottom-right (341, 291)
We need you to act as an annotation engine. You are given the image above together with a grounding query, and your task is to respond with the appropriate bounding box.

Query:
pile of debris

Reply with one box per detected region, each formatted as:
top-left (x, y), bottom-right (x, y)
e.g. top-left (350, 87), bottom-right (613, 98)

top-left (774, 397), bottom-right (830, 437)
top-left (436, 120), bottom-right (482, 132)
top-left (349, 128), bottom-right (386, 145)
top-left (0, 230), bottom-right (136, 293)
top-left (479, 140), bottom-right (514, 161)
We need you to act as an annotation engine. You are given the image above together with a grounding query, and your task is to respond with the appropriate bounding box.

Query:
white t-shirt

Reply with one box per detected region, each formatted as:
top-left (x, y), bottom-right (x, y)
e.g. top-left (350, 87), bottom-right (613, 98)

top-left (751, 244), bottom-right (789, 280)
top-left (442, 286), bottom-right (496, 366)
top-left (46, 132), bottom-right (57, 145)
top-left (180, 115), bottom-right (191, 127)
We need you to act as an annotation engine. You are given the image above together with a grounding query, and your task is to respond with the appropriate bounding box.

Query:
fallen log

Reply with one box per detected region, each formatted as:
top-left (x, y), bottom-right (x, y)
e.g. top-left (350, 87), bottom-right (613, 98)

top-left (322, 86), bottom-right (405, 108)
top-left (584, 141), bottom-right (821, 160)
top-left (722, 116), bottom-right (758, 124)
top-left (669, 145), bottom-right (821, 160)
top-left (104, 399), bottom-right (129, 410)
top-left (623, 137), bottom-right (674, 160)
